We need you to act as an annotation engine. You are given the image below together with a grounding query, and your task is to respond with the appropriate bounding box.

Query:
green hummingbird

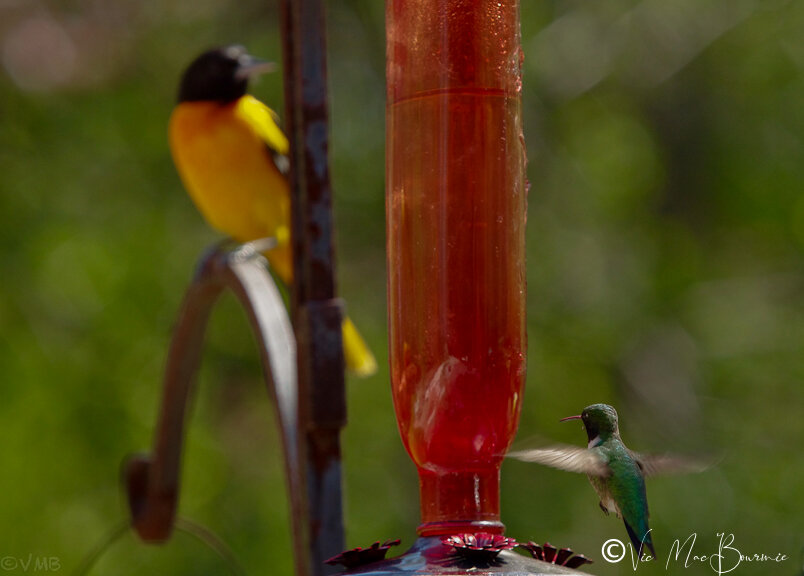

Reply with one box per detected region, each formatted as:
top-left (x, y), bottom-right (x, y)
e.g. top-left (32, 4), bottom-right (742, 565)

top-left (510, 403), bottom-right (707, 559)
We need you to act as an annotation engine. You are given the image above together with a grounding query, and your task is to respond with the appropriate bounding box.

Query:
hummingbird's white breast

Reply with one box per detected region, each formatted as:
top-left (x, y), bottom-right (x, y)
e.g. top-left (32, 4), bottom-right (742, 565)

top-left (589, 474), bottom-right (622, 519)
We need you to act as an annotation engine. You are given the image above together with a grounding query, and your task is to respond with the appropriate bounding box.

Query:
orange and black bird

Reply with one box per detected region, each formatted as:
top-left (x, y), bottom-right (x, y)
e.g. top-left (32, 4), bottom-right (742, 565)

top-left (169, 45), bottom-right (377, 376)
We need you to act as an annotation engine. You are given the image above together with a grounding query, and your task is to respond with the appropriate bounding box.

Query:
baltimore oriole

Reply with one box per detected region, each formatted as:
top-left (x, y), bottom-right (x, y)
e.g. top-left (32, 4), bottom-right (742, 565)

top-left (169, 45), bottom-right (376, 376)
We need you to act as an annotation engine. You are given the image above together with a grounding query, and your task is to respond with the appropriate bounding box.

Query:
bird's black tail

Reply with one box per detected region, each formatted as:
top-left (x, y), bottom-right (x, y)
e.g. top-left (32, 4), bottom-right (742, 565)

top-left (624, 520), bottom-right (657, 560)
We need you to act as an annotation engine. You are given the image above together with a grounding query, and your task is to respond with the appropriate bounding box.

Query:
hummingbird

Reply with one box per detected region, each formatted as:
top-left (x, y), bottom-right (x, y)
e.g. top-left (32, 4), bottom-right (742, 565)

top-left (510, 403), bottom-right (708, 559)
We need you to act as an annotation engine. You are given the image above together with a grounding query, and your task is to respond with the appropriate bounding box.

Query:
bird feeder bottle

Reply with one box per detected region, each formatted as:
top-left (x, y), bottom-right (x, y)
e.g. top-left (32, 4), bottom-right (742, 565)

top-left (386, 0), bottom-right (527, 537)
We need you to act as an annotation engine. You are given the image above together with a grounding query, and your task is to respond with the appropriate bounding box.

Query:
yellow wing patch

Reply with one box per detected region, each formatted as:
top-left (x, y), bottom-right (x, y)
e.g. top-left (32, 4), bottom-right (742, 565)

top-left (235, 95), bottom-right (289, 156)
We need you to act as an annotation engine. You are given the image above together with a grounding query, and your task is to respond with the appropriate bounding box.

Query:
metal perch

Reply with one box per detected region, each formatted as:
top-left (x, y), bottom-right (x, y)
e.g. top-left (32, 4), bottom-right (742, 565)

top-left (123, 247), bottom-right (304, 564)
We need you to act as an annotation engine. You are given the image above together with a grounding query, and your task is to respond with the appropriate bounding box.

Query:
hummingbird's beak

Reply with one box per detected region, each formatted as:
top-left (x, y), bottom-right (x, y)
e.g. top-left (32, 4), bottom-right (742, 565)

top-left (560, 415), bottom-right (582, 422)
top-left (235, 56), bottom-right (277, 80)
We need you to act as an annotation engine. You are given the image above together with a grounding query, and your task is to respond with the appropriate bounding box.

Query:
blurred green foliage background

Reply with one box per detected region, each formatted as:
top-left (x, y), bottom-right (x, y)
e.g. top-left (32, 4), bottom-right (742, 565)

top-left (0, 1), bottom-right (802, 575)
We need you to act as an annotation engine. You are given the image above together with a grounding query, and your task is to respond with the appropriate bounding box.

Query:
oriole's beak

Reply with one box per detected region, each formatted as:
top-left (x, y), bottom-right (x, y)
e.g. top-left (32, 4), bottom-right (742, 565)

top-left (235, 55), bottom-right (277, 80)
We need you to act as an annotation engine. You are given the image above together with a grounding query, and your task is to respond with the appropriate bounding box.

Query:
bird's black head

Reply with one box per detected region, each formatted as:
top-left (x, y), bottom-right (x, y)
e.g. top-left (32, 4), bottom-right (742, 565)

top-left (177, 45), bottom-right (275, 104)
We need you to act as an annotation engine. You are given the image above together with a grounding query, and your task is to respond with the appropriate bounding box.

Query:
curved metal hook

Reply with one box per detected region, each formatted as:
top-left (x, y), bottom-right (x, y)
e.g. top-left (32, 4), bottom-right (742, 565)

top-left (124, 245), bottom-right (308, 575)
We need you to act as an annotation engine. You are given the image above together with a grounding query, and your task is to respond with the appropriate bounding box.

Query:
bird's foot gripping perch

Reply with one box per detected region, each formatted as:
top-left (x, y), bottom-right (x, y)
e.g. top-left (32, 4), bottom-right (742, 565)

top-left (229, 236), bottom-right (279, 263)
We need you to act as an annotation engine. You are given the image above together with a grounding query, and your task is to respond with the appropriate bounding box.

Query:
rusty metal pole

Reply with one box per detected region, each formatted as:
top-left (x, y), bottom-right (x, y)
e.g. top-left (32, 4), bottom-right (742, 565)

top-left (280, 1), bottom-right (347, 575)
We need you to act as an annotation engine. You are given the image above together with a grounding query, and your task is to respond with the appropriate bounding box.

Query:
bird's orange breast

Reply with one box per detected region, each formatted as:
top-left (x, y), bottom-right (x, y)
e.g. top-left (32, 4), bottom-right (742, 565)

top-left (169, 98), bottom-right (292, 281)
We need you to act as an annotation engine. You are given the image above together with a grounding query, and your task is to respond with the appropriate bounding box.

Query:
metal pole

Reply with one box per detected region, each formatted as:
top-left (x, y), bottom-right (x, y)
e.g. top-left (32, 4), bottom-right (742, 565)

top-left (280, 1), bottom-right (347, 574)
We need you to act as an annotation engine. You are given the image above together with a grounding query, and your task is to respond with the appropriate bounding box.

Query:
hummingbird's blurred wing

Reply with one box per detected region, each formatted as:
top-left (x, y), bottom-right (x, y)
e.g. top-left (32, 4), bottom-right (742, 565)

top-left (631, 452), bottom-right (713, 476)
top-left (509, 445), bottom-right (610, 476)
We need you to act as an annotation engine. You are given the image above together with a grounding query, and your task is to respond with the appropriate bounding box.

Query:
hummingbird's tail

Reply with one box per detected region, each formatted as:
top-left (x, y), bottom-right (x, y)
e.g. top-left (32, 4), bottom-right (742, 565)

top-left (624, 521), bottom-right (657, 560)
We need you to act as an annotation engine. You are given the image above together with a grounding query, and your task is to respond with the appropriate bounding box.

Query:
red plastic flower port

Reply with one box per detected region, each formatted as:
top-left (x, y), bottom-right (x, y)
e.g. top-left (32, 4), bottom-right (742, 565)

top-left (441, 532), bottom-right (518, 559)
top-left (519, 541), bottom-right (593, 569)
top-left (325, 539), bottom-right (401, 569)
